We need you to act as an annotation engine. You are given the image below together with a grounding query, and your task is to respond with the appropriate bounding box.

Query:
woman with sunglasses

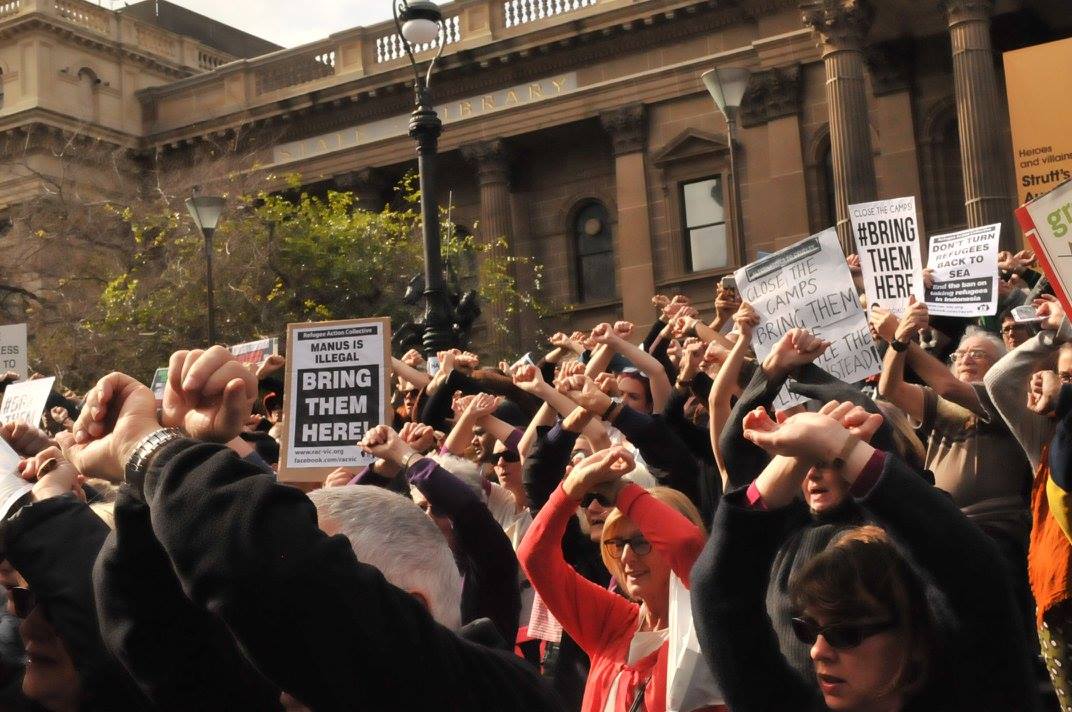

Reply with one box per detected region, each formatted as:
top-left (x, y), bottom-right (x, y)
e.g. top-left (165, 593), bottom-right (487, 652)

top-left (692, 402), bottom-right (1037, 711)
top-left (5, 447), bottom-right (148, 711)
top-left (518, 442), bottom-right (712, 712)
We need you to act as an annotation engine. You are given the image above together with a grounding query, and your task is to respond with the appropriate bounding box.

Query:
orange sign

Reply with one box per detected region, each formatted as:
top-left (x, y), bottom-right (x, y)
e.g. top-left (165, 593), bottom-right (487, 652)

top-left (1004, 37), bottom-right (1072, 205)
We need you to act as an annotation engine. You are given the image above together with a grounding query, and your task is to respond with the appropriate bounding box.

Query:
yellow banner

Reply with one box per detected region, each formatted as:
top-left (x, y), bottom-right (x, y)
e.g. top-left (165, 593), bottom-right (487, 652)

top-left (1004, 37), bottom-right (1072, 205)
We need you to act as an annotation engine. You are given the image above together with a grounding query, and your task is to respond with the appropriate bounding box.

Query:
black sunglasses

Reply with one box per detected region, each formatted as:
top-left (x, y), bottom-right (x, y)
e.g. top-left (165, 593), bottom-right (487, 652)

top-left (580, 492), bottom-right (613, 508)
top-left (10, 587), bottom-right (36, 619)
top-left (496, 450), bottom-right (520, 463)
top-left (603, 535), bottom-right (652, 557)
top-left (790, 616), bottom-right (896, 650)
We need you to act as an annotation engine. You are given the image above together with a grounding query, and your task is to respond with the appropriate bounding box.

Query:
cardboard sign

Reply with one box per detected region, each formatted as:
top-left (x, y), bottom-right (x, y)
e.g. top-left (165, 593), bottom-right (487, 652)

top-left (924, 224), bottom-right (1001, 317)
top-left (0, 324), bottom-right (27, 381)
top-left (1017, 179), bottom-right (1072, 319)
top-left (150, 367), bottom-right (169, 403)
top-left (1004, 38), bottom-right (1072, 205)
top-left (735, 228), bottom-right (881, 409)
top-left (0, 377), bottom-right (55, 427)
top-left (849, 196), bottom-right (924, 316)
top-left (279, 318), bottom-right (391, 482)
top-left (229, 337), bottom-right (279, 367)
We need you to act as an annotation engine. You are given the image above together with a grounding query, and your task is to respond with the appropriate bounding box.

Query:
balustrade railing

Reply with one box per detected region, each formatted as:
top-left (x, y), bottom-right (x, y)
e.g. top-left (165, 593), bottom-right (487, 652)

top-left (255, 44), bottom-right (337, 95)
top-left (374, 13), bottom-right (462, 63)
top-left (503, 0), bottom-right (598, 29)
top-left (53, 0), bottom-right (109, 34)
top-left (0, 1), bottom-right (20, 19)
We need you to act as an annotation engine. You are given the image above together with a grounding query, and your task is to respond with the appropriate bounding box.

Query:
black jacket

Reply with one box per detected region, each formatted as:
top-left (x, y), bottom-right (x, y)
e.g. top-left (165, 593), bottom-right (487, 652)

top-left (690, 452), bottom-right (1039, 712)
top-left (94, 488), bottom-right (283, 710)
top-left (135, 439), bottom-right (562, 711)
top-left (3, 494), bottom-right (148, 711)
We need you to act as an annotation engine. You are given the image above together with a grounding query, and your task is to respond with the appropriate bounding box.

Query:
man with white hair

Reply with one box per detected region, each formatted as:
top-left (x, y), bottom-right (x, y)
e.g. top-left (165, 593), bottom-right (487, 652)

top-left (61, 346), bottom-right (563, 711)
top-left (307, 485), bottom-right (463, 631)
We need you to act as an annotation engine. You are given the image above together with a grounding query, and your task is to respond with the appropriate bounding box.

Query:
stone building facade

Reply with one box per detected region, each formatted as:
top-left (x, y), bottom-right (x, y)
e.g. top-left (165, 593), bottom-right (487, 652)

top-left (0, 0), bottom-right (1068, 351)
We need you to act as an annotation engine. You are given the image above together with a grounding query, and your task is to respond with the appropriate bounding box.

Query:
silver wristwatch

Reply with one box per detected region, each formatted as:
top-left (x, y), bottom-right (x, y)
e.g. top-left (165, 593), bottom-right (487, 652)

top-left (124, 428), bottom-right (186, 484)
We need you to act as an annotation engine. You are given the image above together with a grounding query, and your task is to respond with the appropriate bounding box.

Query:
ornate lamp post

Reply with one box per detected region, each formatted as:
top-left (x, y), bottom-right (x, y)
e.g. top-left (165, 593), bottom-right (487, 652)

top-left (393, 0), bottom-right (456, 354)
top-left (701, 67), bottom-right (751, 264)
top-left (185, 195), bottom-right (226, 345)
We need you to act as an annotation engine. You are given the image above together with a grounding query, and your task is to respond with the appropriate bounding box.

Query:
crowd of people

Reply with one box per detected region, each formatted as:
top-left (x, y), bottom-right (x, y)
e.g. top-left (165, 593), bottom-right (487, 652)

top-left (0, 246), bottom-right (1066, 711)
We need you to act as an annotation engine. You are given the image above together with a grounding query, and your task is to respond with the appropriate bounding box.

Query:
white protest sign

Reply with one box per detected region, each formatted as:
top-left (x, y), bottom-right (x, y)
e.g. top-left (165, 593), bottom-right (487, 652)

top-left (280, 318), bottom-right (391, 481)
top-left (150, 367), bottom-right (168, 403)
top-left (0, 438), bottom-right (31, 519)
top-left (0, 324), bottom-right (27, 381)
top-left (229, 337), bottom-right (279, 367)
top-left (735, 228), bottom-right (881, 409)
top-left (924, 224), bottom-right (1001, 317)
top-left (1020, 180), bottom-right (1072, 319)
top-left (0, 377), bottom-right (55, 427)
top-left (849, 196), bottom-right (924, 316)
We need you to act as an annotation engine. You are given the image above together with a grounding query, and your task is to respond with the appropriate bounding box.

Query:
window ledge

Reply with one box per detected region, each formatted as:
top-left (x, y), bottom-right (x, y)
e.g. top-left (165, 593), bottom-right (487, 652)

top-left (656, 267), bottom-right (738, 290)
top-left (551, 297), bottom-right (622, 317)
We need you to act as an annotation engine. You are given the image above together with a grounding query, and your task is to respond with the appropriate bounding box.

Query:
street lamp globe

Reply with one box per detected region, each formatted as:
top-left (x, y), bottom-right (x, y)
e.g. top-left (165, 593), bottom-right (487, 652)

top-left (398, 0), bottom-right (442, 45)
top-left (701, 67), bottom-right (751, 118)
top-left (185, 196), bottom-right (227, 237)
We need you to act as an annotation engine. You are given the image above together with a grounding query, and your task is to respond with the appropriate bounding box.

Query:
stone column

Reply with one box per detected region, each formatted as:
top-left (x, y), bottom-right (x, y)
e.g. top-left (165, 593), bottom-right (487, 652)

top-left (461, 139), bottom-right (517, 357)
top-left (942, 0), bottom-right (1014, 248)
top-left (801, 0), bottom-right (878, 253)
top-left (600, 104), bottom-right (656, 330)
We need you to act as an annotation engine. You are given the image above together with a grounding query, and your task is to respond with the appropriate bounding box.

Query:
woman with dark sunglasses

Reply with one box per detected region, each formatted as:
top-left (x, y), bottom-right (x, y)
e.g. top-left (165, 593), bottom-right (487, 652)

top-left (691, 402), bottom-right (1038, 712)
top-left (518, 443), bottom-right (715, 712)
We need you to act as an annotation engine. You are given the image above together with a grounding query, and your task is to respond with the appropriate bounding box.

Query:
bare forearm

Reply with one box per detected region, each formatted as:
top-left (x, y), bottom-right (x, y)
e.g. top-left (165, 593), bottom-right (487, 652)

top-left (391, 358), bottom-right (430, 390)
top-left (905, 344), bottom-right (980, 415)
top-left (878, 348), bottom-right (925, 422)
top-left (443, 412), bottom-right (478, 455)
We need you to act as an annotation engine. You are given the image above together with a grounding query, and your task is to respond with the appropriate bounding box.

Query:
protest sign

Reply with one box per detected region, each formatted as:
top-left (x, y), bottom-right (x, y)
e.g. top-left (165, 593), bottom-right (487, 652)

top-left (0, 438), bottom-right (31, 519)
top-left (229, 337), bottom-right (279, 367)
top-left (924, 224), bottom-right (1001, 317)
top-left (150, 367), bottom-right (168, 403)
top-left (735, 228), bottom-right (881, 409)
top-left (1016, 179), bottom-right (1072, 319)
top-left (1004, 38), bottom-right (1072, 205)
top-left (0, 377), bottom-right (55, 427)
top-left (849, 196), bottom-right (923, 316)
top-left (279, 318), bottom-right (391, 482)
top-left (0, 324), bottom-right (27, 381)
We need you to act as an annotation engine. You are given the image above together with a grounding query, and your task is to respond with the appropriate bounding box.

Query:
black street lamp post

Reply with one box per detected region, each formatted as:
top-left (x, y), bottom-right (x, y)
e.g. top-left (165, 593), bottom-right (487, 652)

top-left (393, 0), bottom-right (456, 355)
top-left (185, 195), bottom-right (226, 345)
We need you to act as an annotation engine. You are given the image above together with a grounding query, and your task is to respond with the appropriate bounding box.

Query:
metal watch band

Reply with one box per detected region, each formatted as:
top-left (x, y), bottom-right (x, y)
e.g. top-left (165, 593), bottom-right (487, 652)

top-left (124, 428), bottom-right (186, 484)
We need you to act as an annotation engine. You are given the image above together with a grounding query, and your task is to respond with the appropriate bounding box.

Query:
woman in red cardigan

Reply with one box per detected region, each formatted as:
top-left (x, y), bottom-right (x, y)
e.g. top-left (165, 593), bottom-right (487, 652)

top-left (518, 444), bottom-right (714, 712)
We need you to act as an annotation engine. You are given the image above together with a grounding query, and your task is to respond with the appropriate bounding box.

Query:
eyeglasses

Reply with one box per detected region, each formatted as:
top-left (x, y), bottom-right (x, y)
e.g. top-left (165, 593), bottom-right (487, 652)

top-left (580, 492), bottom-right (613, 508)
top-left (790, 616), bottom-right (896, 650)
top-left (948, 348), bottom-right (992, 364)
top-left (10, 587), bottom-right (37, 619)
top-left (603, 535), bottom-right (652, 557)
top-left (1060, 372), bottom-right (1072, 385)
top-left (495, 450), bottom-right (520, 463)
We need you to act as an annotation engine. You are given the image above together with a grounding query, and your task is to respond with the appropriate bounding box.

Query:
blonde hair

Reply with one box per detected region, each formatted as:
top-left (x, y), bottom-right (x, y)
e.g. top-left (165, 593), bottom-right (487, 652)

top-left (599, 486), bottom-right (704, 592)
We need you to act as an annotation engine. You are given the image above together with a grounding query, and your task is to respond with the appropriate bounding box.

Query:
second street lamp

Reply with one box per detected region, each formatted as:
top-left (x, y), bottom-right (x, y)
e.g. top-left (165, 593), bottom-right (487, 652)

top-left (701, 66), bottom-right (751, 266)
top-left (185, 195), bottom-right (226, 345)
top-left (393, 0), bottom-right (455, 354)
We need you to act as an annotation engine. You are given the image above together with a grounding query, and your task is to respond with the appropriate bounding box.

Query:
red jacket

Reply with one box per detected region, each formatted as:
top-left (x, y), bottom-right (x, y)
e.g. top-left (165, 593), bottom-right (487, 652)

top-left (518, 482), bottom-right (711, 712)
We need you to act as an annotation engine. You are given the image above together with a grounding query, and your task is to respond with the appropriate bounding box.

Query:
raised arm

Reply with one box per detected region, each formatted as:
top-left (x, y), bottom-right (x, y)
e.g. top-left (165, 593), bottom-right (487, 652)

top-left (517, 448), bottom-right (641, 655)
top-left (591, 321), bottom-right (672, 413)
top-left (872, 305), bottom-right (927, 422)
top-left (985, 295), bottom-right (1070, 470)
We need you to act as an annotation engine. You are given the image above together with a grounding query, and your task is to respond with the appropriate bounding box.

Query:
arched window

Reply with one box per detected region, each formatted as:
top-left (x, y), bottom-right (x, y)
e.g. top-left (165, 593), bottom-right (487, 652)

top-left (574, 201), bottom-right (615, 302)
top-left (77, 68), bottom-right (100, 123)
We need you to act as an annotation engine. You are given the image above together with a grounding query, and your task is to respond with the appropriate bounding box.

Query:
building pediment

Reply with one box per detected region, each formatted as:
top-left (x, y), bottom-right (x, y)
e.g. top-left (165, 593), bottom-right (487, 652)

top-left (651, 129), bottom-right (729, 168)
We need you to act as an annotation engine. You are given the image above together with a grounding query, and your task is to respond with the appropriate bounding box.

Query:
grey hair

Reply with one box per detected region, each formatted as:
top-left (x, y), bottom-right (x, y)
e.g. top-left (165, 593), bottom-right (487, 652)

top-left (308, 486), bottom-right (463, 630)
top-left (429, 452), bottom-right (487, 503)
top-left (958, 326), bottom-right (1007, 359)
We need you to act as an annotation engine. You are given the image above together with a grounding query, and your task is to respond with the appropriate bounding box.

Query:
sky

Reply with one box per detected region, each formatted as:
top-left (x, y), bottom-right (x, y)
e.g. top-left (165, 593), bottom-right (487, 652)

top-left (101, 1), bottom-right (449, 48)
